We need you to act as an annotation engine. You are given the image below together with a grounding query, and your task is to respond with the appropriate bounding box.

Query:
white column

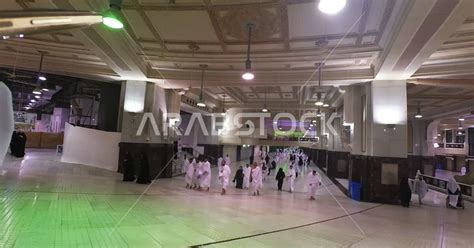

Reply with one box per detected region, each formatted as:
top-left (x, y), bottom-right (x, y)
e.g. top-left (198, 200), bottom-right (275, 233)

top-left (369, 80), bottom-right (408, 158)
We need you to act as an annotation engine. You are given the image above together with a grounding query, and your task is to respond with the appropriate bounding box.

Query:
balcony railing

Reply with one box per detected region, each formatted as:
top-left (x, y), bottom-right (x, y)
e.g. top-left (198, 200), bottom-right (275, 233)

top-left (415, 174), bottom-right (473, 202)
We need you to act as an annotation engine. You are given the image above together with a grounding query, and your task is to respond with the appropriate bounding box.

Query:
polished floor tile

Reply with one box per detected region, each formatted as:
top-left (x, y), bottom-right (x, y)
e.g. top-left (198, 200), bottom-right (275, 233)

top-left (0, 150), bottom-right (472, 247)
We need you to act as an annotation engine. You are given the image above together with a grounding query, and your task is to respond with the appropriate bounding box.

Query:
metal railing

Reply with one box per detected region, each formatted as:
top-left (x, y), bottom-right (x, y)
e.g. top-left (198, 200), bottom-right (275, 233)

top-left (415, 174), bottom-right (473, 202)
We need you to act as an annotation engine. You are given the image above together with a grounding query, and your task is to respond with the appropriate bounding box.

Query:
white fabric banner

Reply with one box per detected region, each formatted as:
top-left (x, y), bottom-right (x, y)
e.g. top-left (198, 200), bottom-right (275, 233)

top-left (61, 123), bottom-right (121, 171)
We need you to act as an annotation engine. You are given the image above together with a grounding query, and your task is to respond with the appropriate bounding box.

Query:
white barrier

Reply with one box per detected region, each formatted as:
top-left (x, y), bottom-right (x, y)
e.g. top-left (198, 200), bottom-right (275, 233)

top-left (0, 82), bottom-right (14, 165)
top-left (61, 123), bottom-right (121, 171)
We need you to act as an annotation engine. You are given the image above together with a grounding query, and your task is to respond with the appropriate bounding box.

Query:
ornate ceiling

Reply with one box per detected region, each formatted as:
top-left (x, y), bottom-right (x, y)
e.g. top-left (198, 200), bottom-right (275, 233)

top-left (0, 0), bottom-right (473, 114)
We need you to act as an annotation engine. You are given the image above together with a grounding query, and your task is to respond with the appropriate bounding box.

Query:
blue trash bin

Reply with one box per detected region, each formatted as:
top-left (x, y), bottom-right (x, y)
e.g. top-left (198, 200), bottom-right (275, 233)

top-left (350, 182), bottom-right (361, 201)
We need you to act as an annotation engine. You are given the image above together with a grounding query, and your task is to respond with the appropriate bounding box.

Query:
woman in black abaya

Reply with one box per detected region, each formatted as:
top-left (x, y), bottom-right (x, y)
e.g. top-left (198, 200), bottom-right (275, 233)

top-left (275, 168), bottom-right (286, 191)
top-left (399, 177), bottom-right (412, 208)
top-left (233, 166), bottom-right (244, 189)
top-left (122, 152), bottom-right (136, 182)
top-left (136, 153), bottom-right (152, 184)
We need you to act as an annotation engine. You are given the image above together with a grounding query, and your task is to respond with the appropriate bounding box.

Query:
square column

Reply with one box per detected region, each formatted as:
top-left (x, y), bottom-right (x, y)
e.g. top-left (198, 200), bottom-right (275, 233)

top-left (347, 80), bottom-right (412, 204)
top-left (118, 81), bottom-right (181, 178)
top-left (369, 80), bottom-right (408, 158)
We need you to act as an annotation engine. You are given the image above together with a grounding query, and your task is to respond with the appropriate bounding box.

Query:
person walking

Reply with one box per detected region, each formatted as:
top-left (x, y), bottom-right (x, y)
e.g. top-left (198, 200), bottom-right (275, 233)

top-left (275, 168), bottom-right (285, 191)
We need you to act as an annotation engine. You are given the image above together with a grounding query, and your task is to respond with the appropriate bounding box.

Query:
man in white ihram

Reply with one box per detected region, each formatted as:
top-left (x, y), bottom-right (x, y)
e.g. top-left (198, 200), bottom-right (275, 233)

top-left (307, 170), bottom-right (321, 200)
top-left (219, 162), bottom-right (231, 195)
top-left (224, 154), bottom-right (231, 165)
top-left (287, 165), bottom-right (296, 193)
top-left (184, 158), bottom-right (194, 189)
top-left (199, 159), bottom-right (212, 192)
top-left (0, 82), bottom-right (14, 166)
top-left (250, 162), bottom-right (263, 196)
top-left (243, 164), bottom-right (251, 189)
top-left (217, 156), bottom-right (223, 171)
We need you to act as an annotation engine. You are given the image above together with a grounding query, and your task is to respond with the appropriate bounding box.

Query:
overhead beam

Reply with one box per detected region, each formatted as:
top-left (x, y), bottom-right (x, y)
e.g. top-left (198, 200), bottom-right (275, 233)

top-left (411, 62), bottom-right (474, 79)
top-left (422, 99), bottom-right (474, 119)
top-left (408, 94), bottom-right (474, 100)
top-left (409, 79), bottom-right (474, 89)
top-left (223, 102), bottom-right (329, 111)
top-left (375, 0), bottom-right (473, 80)
top-left (148, 68), bottom-right (374, 88)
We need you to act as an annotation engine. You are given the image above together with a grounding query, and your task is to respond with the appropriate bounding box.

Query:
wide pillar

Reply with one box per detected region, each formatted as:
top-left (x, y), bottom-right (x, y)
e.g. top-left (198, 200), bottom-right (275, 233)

top-left (349, 80), bottom-right (412, 204)
top-left (118, 81), bottom-right (181, 178)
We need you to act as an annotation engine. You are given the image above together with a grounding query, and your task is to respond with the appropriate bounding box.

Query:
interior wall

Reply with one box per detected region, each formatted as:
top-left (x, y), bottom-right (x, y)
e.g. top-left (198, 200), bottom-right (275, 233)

top-left (51, 108), bottom-right (70, 133)
top-left (35, 114), bottom-right (51, 132)
top-left (98, 83), bottom-right (121, 132)
top-left (240, 145), bottom-right (252, 162)
top-left (223, 145), bottom-right (237, 163)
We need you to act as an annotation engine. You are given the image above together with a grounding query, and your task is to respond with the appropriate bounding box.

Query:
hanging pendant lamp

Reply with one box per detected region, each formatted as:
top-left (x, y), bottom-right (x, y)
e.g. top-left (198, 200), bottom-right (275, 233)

top-left (315, 64), bottom-right (324, 106)
top-left (197, 64), bottom-right (207, 107)
top-left (414, 102), bottom-right (422, 119)
top-left (242, 23), bottom-right (255, 81)
top-left (37, 52), bottom-right (47, 81)
top-left (221, 93), bottom-right (227, 116)
top-left (262, 90), bottom-right (268, 112)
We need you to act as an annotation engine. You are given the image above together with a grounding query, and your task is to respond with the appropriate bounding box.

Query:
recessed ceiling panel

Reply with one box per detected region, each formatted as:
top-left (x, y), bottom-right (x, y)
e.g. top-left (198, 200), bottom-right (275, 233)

top-left (123, 10), bottom-right (156, 40)
top-left (146, 10), bottom-right (219, 41)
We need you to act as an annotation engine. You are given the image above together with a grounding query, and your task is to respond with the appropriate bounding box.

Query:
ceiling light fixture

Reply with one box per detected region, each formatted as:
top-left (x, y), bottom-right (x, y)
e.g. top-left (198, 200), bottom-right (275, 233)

top-left (319, 0), bottom-right (347, 15)
top-left (458, 116), bottom-right (465, 121)
top-left (242, 23), bottom-right (255, 81)
top-left (323, 103), bottom-right (329, 107)
top-left (30, 99), bottom-right (36, 103)
top-left (32, 87), bottom-right (42, 95)
top-left (197, 64), bottom-right (207, 108)
top-left (103, 0), bottom-right (125, 29)
top-left (34, 95), bottom-right (41, 99)
top-left (414, 102), bottom-right (423, 119)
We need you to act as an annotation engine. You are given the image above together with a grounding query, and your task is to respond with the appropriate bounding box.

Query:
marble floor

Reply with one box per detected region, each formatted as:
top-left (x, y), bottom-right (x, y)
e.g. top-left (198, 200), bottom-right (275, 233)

top-left (0, 150), bottom-right (473, 248)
